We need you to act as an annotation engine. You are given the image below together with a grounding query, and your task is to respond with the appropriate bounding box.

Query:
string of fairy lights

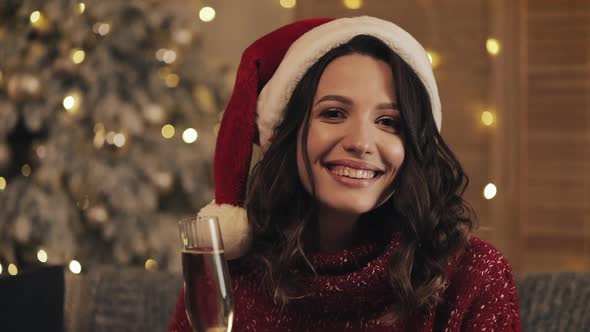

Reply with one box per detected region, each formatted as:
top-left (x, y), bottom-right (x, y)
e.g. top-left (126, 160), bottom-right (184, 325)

top-left (0, 0), bottom-right (503, 277)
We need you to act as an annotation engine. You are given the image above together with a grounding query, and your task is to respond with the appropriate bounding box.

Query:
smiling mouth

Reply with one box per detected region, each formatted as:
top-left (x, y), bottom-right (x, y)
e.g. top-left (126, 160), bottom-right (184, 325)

top-left (324, 165), bottom-right (384, 180)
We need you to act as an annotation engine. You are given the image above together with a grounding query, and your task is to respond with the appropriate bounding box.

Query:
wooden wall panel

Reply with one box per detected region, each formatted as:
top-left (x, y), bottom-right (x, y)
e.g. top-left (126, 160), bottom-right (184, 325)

top-left (521, 0), bottom-right (590, 272)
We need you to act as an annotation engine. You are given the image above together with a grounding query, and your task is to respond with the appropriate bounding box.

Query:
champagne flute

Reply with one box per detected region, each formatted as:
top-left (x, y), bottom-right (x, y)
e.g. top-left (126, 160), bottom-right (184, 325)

top-left (178, 216), bottom-right (234, 332)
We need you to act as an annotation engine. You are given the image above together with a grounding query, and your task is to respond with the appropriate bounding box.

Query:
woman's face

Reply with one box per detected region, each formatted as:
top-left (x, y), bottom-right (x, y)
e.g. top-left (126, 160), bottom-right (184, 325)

top-left (297, 53), bottom-right (405, 217)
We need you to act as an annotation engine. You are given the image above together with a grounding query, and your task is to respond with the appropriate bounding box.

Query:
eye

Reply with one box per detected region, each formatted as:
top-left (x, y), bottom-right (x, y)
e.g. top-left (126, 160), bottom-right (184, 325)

top-left (377, 116), bottom-right (401, 132)
top-left (319, 108), bottom-right (346, 120)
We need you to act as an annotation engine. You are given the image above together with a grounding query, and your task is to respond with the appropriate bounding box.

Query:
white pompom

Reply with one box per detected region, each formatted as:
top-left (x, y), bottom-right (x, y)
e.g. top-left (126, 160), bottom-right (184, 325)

top-left (198, 201), bottom-right (252, 260)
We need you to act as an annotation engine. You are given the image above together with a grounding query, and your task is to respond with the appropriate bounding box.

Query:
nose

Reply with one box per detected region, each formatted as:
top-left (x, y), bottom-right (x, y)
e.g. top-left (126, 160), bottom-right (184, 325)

top-left (342, 119), bottom-right (374, 156)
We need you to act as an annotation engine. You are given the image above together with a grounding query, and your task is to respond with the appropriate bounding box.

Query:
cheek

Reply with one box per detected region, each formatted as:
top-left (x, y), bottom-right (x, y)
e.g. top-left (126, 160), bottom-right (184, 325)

top-left (382, 138), bottom-right (405, 179)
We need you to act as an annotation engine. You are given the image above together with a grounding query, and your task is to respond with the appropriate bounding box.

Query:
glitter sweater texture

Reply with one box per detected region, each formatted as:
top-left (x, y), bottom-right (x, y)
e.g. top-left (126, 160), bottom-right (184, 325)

top-left (168, 235), bottom-right (522, 331)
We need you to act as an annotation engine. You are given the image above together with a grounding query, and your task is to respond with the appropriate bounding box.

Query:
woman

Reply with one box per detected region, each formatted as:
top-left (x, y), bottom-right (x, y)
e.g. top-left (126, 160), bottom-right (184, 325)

top-left (169, 16), bottom-right (521, 331)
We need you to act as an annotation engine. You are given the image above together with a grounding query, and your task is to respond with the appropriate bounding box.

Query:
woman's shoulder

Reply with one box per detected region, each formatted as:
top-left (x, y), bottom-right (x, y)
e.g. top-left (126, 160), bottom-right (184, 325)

top-left (449, 235), bottom-right (516, 285)
top-left (441, 237), bottom-right (522, 330)
top-left (465, 236), bottom-right (512, 266)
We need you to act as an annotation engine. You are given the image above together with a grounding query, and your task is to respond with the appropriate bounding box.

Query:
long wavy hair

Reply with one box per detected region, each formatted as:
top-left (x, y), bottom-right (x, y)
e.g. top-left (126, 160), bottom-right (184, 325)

top-left (245, 35), bottom-right (474, 320)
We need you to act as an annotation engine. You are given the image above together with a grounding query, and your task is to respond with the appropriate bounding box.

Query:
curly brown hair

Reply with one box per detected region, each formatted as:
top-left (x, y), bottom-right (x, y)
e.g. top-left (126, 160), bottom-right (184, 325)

top-left (244, 35), bottom-right (474, 320)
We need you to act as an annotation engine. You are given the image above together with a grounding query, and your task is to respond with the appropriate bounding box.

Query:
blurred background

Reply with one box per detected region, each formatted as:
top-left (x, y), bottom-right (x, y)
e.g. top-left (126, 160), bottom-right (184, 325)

top-left (0, 0), bottom-right (588, 278)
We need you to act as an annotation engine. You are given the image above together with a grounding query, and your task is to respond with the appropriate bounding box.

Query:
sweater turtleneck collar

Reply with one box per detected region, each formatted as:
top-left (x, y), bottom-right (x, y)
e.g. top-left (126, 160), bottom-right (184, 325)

top-left (290, 230), bottom-right (402, 318)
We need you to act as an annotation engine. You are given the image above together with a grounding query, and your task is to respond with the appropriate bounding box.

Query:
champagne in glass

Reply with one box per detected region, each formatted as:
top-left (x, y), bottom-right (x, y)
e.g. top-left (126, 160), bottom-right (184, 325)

top-left (178, 216), bottom-right (233, 332)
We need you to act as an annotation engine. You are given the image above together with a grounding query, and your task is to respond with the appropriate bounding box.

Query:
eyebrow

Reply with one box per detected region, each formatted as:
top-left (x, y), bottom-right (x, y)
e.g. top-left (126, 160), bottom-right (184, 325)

top-left (315, 94), bottom-right (399, 110)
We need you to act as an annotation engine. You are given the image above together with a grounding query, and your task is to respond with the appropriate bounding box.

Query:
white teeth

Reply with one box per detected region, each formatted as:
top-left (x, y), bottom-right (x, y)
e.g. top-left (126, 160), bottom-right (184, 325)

top-left (329, 166), bottom-right (377, 179)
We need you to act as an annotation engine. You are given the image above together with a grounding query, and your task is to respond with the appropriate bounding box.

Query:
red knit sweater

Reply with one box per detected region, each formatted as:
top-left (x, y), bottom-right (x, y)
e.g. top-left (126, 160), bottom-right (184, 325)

top-left (168, 234), bottom-right (521, 331)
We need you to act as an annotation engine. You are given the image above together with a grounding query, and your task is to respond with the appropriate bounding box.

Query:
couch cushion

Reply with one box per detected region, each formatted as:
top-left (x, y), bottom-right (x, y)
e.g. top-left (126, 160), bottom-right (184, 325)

top-left (65, 266), bottom-right (181, 332)
top-left (516, 272), bottom-right (590, 331)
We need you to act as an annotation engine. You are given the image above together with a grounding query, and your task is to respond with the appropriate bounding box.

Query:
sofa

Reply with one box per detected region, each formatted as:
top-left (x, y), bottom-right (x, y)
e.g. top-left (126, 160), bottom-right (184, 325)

top-left (1, 265), bottom-right (589, 331)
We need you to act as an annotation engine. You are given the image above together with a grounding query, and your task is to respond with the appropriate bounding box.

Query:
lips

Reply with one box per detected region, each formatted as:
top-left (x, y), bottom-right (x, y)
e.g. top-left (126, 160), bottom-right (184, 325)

top-left (322, 160), bottom-right (385, 187)
top-left (329, 166), bottom-right (377, 179)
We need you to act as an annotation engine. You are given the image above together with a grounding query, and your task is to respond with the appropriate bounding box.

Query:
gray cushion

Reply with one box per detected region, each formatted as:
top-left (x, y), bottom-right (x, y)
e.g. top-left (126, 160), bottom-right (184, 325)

top-left (65, 267), bottom-right (182, 332)
top-left (516, 272), bottom-right (590, 332)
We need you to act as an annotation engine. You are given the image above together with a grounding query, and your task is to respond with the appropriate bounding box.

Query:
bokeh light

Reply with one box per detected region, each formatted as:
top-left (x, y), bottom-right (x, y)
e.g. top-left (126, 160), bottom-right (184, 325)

top-left (486, 38), bottom-right (501, 56)
top-left (37, 249), bottom-right (48, 263)
top-left (113, 133), bottom-right (127, 148)
top-left (161, 124), bottom-right (175, 138)
top-left (69, 260), bottom-right (82, 274)
top-left (182, 128), bottom-right (198, 144)
top-left (481, 111), bottom-right (495, 126)
top-left (343, 0), bottom-right (363, 10)
top-left (30, 11), bottom-right (41, 24)
top-left (145, 258), bottom-right (159, 271)
top-left (71, 49), bottom-right (86, 64)
top-left (165, 73), bottom-right (179, 88)
top-left (484, 183), bottom-right (497, 200)
top-left (63, 92), bottom-right (82, 113)
top-left (280, 0), bottom-right (296, 9)
top-left (199, 7), bottom-right (216, 22)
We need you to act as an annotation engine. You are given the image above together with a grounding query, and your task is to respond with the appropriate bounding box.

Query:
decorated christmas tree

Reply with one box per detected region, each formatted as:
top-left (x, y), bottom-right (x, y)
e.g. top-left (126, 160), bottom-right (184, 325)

top-left (0, 0), bottom-right (231, 274)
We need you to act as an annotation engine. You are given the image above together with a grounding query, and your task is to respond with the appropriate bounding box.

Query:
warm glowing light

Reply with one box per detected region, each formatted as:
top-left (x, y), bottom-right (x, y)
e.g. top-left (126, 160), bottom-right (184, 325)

top-left (0, 263), bottom-right (2, 274)
top-left (165, 73), bottom-right (180, 88)
top-left (145, 258), bottom-right (159, 271)
top-left (63, 96), bottom-right (75, 109)
top-left (484, 183), bottom-right (497, 200)
top-left (30, 11), bottom-right (41, 23)
top-left (0, 177), bottom-right (6, 190)
top-left (162, 50), bottom-right (177, 64)
top-left (30, 11), bottom-right (47, 30)
top-left (69, 260), bottom-right (82, 274)
top-left (426, 50), bottom-right (440, 69)
top-left (94, 22), bottom-right (111, 36)
top-left (343, 0), bottom-right (363, 9)
top-left (199, 7), bottom-right (216, 22)
top-left (21, 164), bottom-right (31, 177)
top-left (105, 131), bottom-right (116, 145)
top-left (155, 48), bottom-right (166, 61)
top-left (158, 67), bottom-right (171, 79)
top-left (161, 124), bottom-right (175, 138)
top-left (182, 128), bottom-right (198, 143)
top-left (36, 145), bottom-right (47, 159)
top-left (71, 49), bottom-right (86, 64)
top-left (113, 133), bottom-right (126, 148)
top-left (94, 123), bottom-right (106, 148)
top-left (481, 111), bottom-right (495, 126)
top-left (79, 3), bottom-right (86, 14)
top-left (63, 92), bottom-right (81, 113)
top-left (486, 38), bottom-right (501, 56)
top-left (280, 0), bottom-right (296, 9)
top-left (8, 264), bottom-right (18, 276)
top-left (37, 249), bottom-right (48, 263)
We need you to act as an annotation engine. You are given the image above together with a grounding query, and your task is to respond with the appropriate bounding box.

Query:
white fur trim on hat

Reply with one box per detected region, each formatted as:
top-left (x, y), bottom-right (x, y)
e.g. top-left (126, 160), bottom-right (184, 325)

top-left (198, 201), bottom-right (252, 260)
top-left (257, 16), bottom-right (441, 149)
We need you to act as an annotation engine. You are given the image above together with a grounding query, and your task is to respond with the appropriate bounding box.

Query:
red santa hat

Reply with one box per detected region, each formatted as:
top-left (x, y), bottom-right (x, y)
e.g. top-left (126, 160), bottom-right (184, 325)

top-left (198, 16), bottom-right (441, 259)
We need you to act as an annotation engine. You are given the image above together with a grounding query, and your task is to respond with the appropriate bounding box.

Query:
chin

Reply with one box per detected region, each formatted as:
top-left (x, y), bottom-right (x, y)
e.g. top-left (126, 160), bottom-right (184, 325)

top-left (319, 197), bottom-right (377, 216)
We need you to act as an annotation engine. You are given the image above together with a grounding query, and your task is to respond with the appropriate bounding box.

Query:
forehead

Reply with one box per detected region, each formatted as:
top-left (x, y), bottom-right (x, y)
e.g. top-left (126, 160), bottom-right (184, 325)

top-left (314, 54), bottom-right (396, 102)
